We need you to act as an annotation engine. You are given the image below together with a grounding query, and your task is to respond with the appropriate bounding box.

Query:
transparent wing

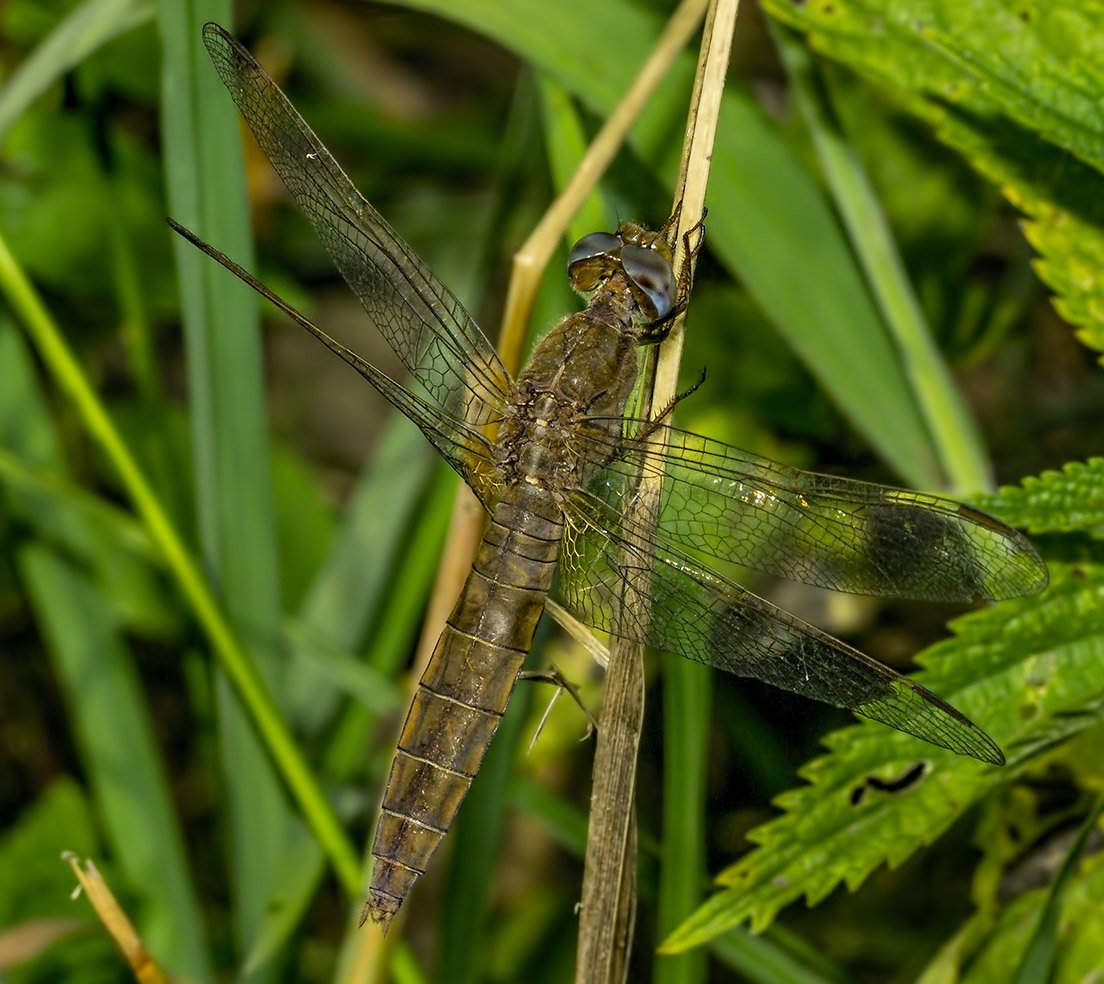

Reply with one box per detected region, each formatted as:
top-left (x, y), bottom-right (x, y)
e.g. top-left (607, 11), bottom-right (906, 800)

top-left (577, 422), bottom-right (1048, 602)
top-left (202, 24), bottom-right (510, 433)
top-left (554, 490), bottom-right (1005, 764)
top-left (167, 217), bottom-right (501, 499)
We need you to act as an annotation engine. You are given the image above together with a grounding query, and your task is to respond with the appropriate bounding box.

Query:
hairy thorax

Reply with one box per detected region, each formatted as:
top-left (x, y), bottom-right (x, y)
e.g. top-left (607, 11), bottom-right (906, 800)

top-left (492, 279), bottom-right (649, 502)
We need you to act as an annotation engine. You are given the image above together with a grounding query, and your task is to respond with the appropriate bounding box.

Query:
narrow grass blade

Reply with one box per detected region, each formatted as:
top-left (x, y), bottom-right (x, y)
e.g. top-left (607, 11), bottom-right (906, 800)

top-left (655, 660), bottom-right (711, 984)
top-left (1011, 795), bottom-right (1104, 984)
top-left (769, 21), bottom-right (990, 494)
top-left (287, 416), bottom-right (436, 734)
top-left (322, 466), bottom-right (457, 779)
top-left (20, 544), bottom-right (212, 983)
top-left (507, 775), bottom-right (589, 858)
top-left (241, 819), bottom-right (326, 974)
top-left (710, 926), bottom-right (856, 984)
top-left (535, 72), bottom-right (617, 253)
top-left (0, 214), bottom-right (359, 917)
top-left (0, 0), bottom-right (152, 141)
top-left (158, 0), bottom-right (293, 958)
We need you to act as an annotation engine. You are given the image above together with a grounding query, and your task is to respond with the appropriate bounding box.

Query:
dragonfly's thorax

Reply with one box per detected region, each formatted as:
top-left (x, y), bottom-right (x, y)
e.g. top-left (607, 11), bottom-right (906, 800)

top-left (494, 281), bottom-right (656, 497)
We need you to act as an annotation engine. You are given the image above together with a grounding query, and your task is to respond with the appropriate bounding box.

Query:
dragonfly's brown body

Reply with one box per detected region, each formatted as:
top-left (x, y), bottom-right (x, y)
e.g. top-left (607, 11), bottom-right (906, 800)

top-left (176, 24), bottom-right (1048, 938)
top-left (370, 273), bottom-right (655, 925)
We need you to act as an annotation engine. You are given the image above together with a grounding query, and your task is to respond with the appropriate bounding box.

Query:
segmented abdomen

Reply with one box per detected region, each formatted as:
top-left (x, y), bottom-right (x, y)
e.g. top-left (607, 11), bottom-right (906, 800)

top-left (364, 483), bottom-right (563, 929)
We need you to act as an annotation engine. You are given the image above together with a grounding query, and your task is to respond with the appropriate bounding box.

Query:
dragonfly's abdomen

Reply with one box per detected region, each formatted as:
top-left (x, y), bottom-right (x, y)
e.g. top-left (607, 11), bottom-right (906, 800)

top-left (366, 482), bottom-right (562, 930)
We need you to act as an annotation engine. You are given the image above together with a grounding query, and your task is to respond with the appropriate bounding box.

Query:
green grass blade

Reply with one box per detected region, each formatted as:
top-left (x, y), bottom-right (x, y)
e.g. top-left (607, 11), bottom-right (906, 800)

top-left (158, 0), bottom-right (296, 960)
top-left (769, 21), bottom-right (990, 495)
top-left (391, 941), bottom-right (433, 984)
top-left (249, 420), bottom-right (436, 963)
top-left (0, 446), bottom-right (155, 563)
top-left (0, 221), bottom-right (360, 908)
top-left (535, 71), bottom-right (613, 246)
top-left (709, 926), bottom-right (855, 984)
top-left (0, 0), bottom-right (152, 141)
top-left (655, 660), bottom-right (711, 984)
top-left (507, 775), bottom-right (589, 858)
top-left (286, 415), bottom-right (436, 734)
top-left (321, 465), bottom-right (456, 781)
top-left (241, 819), bottom-right (327, 974)
top-left (1011, 795), bottom-right (1104, 984)
top-left (19, 544), bottom-right (212, 983)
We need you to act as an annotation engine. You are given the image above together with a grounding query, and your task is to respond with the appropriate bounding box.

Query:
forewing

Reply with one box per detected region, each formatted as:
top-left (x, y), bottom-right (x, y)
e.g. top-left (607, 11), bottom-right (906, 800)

top-left (579, 423), bottom-right (1047, 603)
top-left (202, 24), bottom-right (510, 431)
top-left (554, 491), bottom-right (1004, 764)
top-left (167, 217), bottom-right (501, 501)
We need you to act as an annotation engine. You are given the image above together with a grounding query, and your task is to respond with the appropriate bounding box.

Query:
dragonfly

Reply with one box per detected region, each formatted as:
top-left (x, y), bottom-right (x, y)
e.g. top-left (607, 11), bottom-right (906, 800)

top-left (171, 24), bottom-right (1048, 931)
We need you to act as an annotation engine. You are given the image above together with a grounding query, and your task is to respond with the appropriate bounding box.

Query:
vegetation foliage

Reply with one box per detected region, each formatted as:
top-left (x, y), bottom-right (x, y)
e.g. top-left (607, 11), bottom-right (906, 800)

top-left (1, 0), bottom-right (1102, 982)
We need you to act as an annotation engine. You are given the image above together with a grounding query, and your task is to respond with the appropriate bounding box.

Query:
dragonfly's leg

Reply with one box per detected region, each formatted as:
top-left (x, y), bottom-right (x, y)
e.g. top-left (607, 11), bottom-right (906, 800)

top-left (671, 208), bottom-right (708, 313)
top-left (638, 312), bottom-right (677, 344)
top-left (657, 200), bottom-right (684, 248)
top-left (652, 369), bottom-right (707, 427)
top-left (519, 663), bottom-right (598, 745)
top-left (638, 209), bottom-right (707, 344)
top-left (626, 369), bottom-right (707, 445)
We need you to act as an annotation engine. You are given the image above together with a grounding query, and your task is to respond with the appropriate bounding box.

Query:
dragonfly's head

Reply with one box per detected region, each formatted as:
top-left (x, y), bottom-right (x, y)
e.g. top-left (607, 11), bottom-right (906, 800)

top-left (567, 223), bottom-right (675, 324)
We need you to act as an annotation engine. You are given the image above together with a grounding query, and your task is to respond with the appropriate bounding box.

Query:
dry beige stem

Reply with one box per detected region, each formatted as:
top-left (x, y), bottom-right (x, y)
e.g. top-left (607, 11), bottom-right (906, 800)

top-left (574, 2), bottom-right (741, 982)
top-left (62, 853), bottom-right (171, 984)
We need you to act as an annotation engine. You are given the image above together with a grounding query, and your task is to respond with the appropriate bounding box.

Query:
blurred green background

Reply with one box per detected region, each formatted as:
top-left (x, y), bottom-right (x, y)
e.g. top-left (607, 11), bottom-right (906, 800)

top-left (2, 1), bottom-right (1103, 982)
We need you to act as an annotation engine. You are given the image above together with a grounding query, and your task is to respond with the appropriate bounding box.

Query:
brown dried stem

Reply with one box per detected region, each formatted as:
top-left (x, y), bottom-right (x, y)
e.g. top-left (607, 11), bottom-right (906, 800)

top-left (62, 853), bottom-right (172, 984)
top-left (573, 2), bottom-right (740, 982)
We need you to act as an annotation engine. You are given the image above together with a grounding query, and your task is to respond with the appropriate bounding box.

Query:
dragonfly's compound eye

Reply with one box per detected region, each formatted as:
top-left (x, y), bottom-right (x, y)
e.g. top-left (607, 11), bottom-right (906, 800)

top-left (568, 232), bottom-right (623, 293)
top-left (621, 245), bottom-right (675, 320)
top-left (568, 231), bottom-right (622, 266)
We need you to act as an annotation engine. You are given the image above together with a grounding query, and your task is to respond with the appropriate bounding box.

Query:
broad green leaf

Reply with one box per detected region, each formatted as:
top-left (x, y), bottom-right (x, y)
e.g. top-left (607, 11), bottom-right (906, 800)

top-left (768, 1), bottom-right (1104, 175)
top-left (762, 0), bottom-right (1104, 358)
top-left (917, 3), bottom-right (1104, 177)
top-left (974, 458), bottom-right (1104, 534)
top-left (663, 560), bottom-right (1102, 947)
top-left (661, 464), bottom-right (1099, 948)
